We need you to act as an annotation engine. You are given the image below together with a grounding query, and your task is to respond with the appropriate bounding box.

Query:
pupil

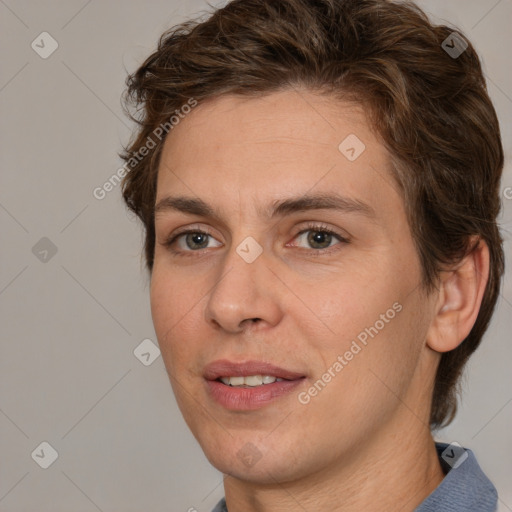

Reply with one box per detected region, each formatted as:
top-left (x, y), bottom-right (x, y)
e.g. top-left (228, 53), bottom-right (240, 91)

top-left (308, 231), bottom-right (331, 248)
top-left (188, 233), bottom-right (208, 249)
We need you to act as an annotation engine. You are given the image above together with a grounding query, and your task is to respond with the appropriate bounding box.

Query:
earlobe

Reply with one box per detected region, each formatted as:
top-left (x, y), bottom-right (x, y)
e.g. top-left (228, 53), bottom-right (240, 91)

top-left (426, 238), bottom-right (490, 353)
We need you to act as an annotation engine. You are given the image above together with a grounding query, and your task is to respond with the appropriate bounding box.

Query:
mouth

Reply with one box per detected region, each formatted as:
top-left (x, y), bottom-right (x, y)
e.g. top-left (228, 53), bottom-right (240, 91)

top-left (203, 359), bottom-right (306, 410)
top-left (217, 375), bottom-right (287, 387)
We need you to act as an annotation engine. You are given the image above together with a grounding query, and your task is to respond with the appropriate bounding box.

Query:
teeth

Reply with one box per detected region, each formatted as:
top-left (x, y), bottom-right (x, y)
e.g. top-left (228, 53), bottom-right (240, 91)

top-left (229, 376), bottom-right (245, 386)
top-left (245, 375), bottom-right (263, 386)
top-left (219, 375), bottom-right (284, 387)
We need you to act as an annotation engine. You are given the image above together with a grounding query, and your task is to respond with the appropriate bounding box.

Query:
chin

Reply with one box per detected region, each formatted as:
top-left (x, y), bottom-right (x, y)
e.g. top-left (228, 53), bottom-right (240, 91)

top-left (195, 431), bottom-right (312, 485)
top-left (209, 452), bottom-right (303, 484)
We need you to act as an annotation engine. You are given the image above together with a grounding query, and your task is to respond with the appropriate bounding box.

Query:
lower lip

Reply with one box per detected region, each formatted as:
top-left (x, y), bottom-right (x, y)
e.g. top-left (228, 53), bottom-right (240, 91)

top-left (205, 379), bottom-right (304, 410)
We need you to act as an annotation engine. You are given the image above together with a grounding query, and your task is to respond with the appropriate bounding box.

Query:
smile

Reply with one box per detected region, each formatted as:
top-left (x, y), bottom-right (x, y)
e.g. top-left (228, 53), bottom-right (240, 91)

top-left (204, 360), bottom-right (306, 410)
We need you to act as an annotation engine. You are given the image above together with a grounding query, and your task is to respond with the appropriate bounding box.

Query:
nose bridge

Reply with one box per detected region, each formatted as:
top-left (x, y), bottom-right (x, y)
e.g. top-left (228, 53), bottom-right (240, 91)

top-left (204, 235), bottom-right (279, 332)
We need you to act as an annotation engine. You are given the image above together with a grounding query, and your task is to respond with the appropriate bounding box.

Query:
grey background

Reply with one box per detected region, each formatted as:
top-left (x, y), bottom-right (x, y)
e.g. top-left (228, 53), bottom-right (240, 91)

top-left (0, 1), bottom-right (511, 511)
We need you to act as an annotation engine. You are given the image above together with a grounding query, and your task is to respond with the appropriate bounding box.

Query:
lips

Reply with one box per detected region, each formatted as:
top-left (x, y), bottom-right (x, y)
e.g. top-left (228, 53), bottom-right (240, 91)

top-left (203, 359), bottom-right (306, 410)
top-left (203, 359), bottom-right (305, 381)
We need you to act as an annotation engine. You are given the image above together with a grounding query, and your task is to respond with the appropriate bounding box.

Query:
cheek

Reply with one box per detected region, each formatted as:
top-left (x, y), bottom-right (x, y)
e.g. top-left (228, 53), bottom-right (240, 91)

top-left (149, 269), bottom-right (200, 367)
top-left (301, 265), bottom-right (397, 346)
top-left (150, 273), bottom-right (172, 344)
top-left (296, 298), bottom-right (427, 447)
top-left (299, 254), bottom-right (425, 393)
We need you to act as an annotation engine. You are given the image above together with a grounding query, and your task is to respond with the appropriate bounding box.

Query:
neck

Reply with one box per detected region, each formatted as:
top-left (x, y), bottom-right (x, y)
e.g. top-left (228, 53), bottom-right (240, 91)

top-left (222, 413), bottom-right (444, 512)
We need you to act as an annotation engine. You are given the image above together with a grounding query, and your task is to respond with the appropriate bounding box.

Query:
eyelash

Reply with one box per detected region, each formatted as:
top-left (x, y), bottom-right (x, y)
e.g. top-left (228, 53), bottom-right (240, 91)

top-left (162, 223), bottom-right (349, 258)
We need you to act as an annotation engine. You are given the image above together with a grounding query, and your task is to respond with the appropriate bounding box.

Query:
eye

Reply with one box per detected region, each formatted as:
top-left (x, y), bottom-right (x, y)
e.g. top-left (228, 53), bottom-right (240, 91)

top-left (163, 229), bottom-right (222, 254)
top-left (291, 223), bottom-right (349, 252)
top-left (161, 223), bottom-right (349, 257)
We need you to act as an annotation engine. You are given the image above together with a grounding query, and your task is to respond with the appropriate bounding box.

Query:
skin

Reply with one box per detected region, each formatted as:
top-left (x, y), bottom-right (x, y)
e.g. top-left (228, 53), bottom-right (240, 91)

top-left (150, 89), bottom-right (489, 512)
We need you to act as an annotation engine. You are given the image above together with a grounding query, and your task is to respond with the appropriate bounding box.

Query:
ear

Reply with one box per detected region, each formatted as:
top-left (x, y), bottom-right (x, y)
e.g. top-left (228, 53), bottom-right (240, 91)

top-left (426, 238), bottom-right (490, 353)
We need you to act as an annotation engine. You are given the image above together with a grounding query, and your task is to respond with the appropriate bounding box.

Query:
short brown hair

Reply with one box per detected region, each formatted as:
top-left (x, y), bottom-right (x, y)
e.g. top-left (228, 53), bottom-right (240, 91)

top-left (120, 0), bottom-right (505, 427)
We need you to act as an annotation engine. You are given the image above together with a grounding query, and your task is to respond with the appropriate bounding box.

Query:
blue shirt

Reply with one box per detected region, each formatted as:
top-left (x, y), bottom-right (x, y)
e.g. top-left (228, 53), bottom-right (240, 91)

top-left (211, 443), bottom-right (497, 511)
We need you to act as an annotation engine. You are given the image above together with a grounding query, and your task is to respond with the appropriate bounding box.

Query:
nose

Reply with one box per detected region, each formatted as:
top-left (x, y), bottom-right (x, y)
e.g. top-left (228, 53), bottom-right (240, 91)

top-left (204, 241), bottom-right (283, 334)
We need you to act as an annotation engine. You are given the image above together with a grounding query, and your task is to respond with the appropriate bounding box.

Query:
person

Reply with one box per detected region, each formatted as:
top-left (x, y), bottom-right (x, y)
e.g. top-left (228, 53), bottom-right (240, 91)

top-left (120, 0), bottom-right (504, 510)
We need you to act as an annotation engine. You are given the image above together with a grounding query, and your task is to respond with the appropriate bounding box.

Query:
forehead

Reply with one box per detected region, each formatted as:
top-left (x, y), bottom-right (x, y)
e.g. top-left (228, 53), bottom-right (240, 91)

top-left (156, 89), bottom-right (402, 219)
top-left (160, 89), bottom-right (371, 163)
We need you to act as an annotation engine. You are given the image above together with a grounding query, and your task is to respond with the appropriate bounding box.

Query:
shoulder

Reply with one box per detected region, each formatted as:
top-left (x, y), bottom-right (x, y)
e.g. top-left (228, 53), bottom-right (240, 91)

top-left (211, 498), bottom-right (227, 512)
top-left (415, 442), bottom-right (497, 512)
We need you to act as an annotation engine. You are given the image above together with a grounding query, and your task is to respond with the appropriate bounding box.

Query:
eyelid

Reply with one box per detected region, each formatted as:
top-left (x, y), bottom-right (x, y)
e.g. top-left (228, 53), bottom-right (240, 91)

top-left (291, 222), bottom-right (349, 244)
top-left (169, 223), bottom-right (215, 238)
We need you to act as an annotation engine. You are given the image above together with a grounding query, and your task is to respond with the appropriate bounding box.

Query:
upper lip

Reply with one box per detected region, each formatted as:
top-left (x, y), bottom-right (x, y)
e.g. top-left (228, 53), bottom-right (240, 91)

top-left (204, 359), bottom-right (305, 381)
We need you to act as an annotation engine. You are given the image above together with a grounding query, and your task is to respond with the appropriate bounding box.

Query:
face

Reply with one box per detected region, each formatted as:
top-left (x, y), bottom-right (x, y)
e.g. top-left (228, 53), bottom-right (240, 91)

top-left (150, 89), bottom-right (438, 484)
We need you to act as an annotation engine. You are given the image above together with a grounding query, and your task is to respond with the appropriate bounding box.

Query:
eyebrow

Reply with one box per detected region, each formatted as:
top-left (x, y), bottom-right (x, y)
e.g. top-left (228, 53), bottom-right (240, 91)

top-left (154, 193), bottom-right (375, 221)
